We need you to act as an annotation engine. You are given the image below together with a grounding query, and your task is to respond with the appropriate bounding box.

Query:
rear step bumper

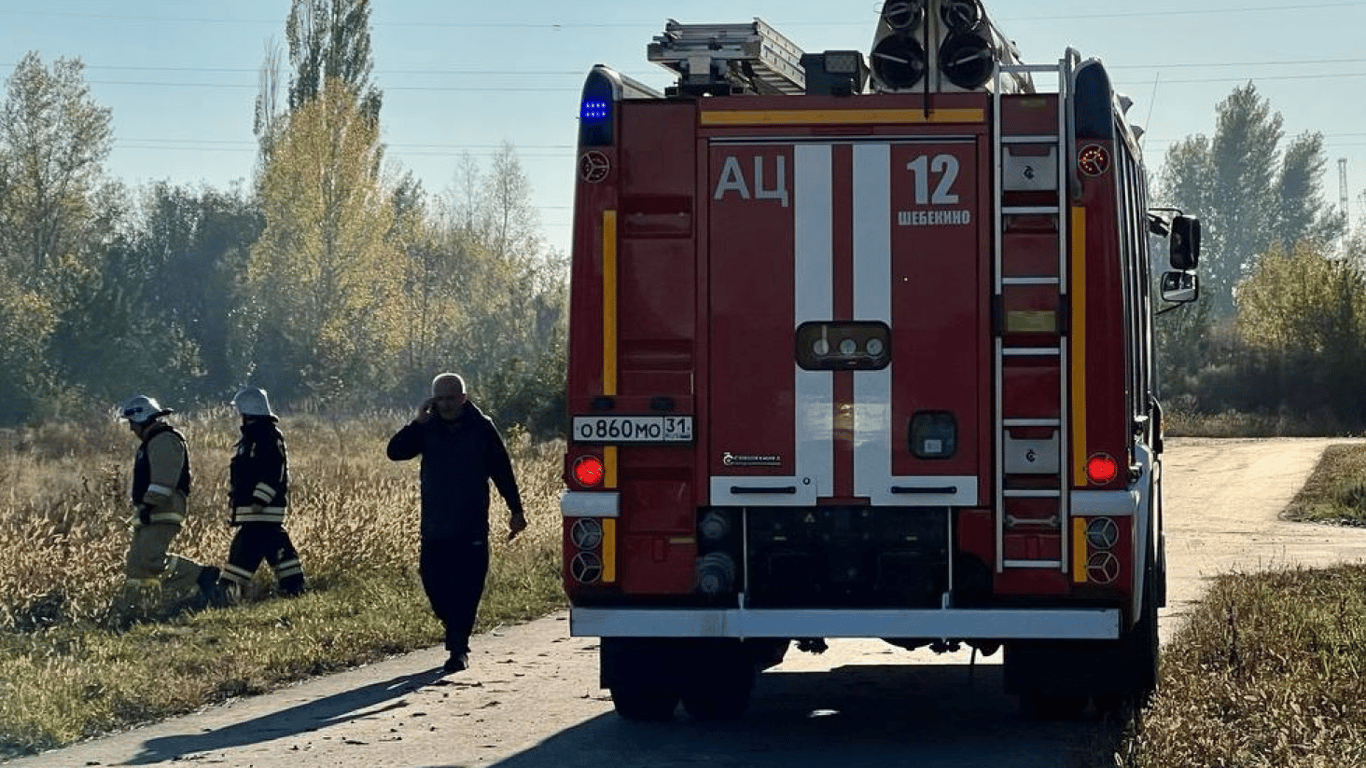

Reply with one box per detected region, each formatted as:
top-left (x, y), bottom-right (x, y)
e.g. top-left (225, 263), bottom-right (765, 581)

top-left (571, 606), bottom-right (1119, 640)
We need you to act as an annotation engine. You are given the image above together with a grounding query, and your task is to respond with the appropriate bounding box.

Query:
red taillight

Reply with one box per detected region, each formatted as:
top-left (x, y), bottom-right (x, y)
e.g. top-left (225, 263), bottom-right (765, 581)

top-left (1078, 144), bottom-right (1111, 176)
top-left (1085, 453), bottom-right (1119, 485)
top-left (573, 456), bottom-right (605, 487)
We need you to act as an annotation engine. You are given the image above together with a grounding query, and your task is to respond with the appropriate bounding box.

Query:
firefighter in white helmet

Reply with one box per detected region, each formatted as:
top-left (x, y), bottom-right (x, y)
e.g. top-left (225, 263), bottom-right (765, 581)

top-left (114, 394), bottom-right (225, 624)
top-left (219, 386), bottom-right (305, 599)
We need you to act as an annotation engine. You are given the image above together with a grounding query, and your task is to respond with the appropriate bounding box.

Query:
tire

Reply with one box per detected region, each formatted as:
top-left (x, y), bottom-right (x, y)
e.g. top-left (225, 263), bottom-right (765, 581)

top-left (610, 686), bottom-right (679, 721)
top-left (680, 673), bottom-right (755, 720)
top-left (1126, 547), bottom-right (1161, 706)
top-left (1021, 693), bottom-right (1088, 720)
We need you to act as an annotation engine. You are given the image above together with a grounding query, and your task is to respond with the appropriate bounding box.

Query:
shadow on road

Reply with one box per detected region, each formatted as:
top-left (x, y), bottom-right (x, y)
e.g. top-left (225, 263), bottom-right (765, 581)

top-left (481, 663), bottom-right (1128, 768)
top-left (124, 667), bottom-right (448, 765)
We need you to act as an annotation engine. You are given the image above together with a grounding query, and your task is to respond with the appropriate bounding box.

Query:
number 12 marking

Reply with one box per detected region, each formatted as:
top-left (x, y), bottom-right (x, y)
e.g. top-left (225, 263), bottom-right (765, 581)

top-left (906, 154), bottom-right (961, 205)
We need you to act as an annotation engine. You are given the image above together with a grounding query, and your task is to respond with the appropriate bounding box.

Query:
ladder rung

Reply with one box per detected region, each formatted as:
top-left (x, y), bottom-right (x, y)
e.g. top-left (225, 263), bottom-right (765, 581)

top-left (1004, 489), bottom-right (1061, 498)
top-left (1003, 206), bottom-right (1061, 216)
top-left (1000, 134), bottom-right (1060, 144)
top-left (1003, 418), bottom-right (1061, 427)
top-left (999, 63), bottom-right (1064, 74)
top-left (1002, 347), bottom-right (1060, 356)
top-left (1006, 515), bottom-right (1060, 529)
top-left (1001, 276), bottom-right (1060, 286)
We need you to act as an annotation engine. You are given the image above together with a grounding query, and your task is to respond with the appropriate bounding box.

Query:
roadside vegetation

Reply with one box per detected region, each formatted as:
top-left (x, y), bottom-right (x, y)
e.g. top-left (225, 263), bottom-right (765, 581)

top-left (0, 411), bottom-right (566, 758)
top-left (1111, 436), bottom-right (1366, 767)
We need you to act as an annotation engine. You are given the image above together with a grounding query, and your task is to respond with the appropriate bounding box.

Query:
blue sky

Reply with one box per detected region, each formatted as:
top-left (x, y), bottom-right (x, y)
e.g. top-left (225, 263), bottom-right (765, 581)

top-left (3, 0), bottom-right (1366, 254)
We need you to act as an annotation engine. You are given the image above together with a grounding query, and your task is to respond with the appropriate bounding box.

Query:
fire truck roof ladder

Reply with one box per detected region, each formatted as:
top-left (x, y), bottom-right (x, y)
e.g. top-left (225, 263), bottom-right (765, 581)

top-left (647, 18), bottom-right (806, 96)
top-left (992, 51), bottom-right (1081, 575)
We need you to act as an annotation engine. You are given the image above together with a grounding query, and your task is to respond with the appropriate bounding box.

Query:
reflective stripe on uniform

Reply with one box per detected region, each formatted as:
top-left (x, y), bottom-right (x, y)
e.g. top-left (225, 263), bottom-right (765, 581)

top-left (274, 558), bottom-right (303, 578)
top-left (233, 506), bottom-right (287, 523)
top-left (223, 563), bottom-right (255, 585)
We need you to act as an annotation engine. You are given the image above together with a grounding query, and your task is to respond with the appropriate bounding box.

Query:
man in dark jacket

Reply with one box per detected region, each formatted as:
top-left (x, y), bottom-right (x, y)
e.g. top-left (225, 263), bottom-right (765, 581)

top-left (220, 386), bottom-right (306, 599)
top-left (387, 372), bottom-right (527, 673)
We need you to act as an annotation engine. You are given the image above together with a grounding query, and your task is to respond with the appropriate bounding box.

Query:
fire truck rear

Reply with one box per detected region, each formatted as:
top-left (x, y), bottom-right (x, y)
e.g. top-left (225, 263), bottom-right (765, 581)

top-left (562, 0), bottom-right (1201, 721)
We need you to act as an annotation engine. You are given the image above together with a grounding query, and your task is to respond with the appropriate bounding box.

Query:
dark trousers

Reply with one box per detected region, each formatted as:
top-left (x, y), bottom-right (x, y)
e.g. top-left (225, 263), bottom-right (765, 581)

top-left (223, 522), bottom-right (305, 595)
top-left (420, 537), bottom-right (490, 653)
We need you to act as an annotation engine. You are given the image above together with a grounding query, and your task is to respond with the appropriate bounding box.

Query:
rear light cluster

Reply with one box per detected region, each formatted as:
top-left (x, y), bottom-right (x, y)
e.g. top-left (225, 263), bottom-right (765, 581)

top-left (569, 518), bottom-right (605, 584)
top-left (1083, 516), bottom-right (1120, 585)
top-left (1084, 453), bottom-right (1118, 485)
top-left (573, 456), bottom-right (605, 487)
top-left (566, 452), bottom-right (610, 585)
top-left (696, 510), bottom-right (739, 596)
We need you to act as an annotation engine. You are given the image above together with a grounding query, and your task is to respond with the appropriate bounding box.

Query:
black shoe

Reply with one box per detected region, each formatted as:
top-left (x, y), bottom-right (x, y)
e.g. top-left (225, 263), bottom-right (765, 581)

top-left (443, 652), bottom-right (469, 673)
top-left (197, 566), bottom-right (221, 592)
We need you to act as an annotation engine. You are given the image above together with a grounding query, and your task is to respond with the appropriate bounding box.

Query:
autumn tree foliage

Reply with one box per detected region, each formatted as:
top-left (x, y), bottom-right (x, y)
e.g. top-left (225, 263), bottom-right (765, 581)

top-left (247, 79), bottom-right (405, 405)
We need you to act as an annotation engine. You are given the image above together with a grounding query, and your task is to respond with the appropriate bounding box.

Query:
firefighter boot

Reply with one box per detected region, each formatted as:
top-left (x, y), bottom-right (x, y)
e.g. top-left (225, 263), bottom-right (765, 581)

top-left (109, 578), bottom-right (162, 630)
top-left (196, 566), bottom-right (231, 609)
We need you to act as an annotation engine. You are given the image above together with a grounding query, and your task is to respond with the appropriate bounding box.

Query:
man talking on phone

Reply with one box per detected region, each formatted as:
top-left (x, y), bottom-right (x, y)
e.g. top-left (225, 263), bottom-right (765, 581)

top-left (387, 372), bottom-right (528, 673)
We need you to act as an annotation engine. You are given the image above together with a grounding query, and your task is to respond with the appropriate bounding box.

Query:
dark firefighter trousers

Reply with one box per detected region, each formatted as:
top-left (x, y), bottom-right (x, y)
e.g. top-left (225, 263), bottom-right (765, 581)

top-left (420, 537), bottom-right (490, 654)
top-left (222, 522), bottom-right (305, 595)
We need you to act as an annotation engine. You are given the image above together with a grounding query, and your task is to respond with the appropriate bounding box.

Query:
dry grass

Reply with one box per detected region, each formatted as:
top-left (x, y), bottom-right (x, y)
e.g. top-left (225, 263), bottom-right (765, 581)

top-left (9, 412), bottom-right (1366, 763)
top-left (0, 410), bottom-right (566, 757)
top-left (1284, 443), bottom-right (1366, 526)
top-left (1163, 406), bottom-right (1362, 438)
top-left (1114, 442), bottom-right (1366, 767)
top-left (1117, 565), bottom-right (1366, 767)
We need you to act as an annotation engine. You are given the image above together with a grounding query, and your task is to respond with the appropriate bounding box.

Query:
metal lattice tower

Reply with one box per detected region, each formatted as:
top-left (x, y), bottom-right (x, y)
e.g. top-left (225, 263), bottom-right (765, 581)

top-left (1340, 158), bottom-right (1349, 225)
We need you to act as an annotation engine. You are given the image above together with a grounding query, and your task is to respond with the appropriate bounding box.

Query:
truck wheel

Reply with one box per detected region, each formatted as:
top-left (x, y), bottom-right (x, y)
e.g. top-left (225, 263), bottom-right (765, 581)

top-left (680, 671), bottom-right (755, 720)
top-left (1021, 692), bottom-right (1088, 720)
top-left (1125, 546), bottom-right (1161, 706)
top-left (609, 685), bottom-right (679, 721)
top-left (1095, 544), bottom-right (1161, 715)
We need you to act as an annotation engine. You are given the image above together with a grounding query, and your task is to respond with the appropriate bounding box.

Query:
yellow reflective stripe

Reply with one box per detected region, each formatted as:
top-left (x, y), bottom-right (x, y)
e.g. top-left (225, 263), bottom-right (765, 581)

top-left (602, 518), bottom-right (616, 583)
top-left (1072, 517), bottom-right (1088, 583)
top-left (602, 210), bottom-right (618, 397)
top-left (1070, 206), bottom-right (1088, 486)
top-left (603, 446), bottom-right (617, 489)
top-left (700, 108), bottom-right (985, 126)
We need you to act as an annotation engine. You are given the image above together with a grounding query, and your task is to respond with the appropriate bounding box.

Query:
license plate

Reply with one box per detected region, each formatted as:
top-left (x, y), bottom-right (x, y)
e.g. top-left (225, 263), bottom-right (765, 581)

top-left (572, 415), bottom-right (694, 443)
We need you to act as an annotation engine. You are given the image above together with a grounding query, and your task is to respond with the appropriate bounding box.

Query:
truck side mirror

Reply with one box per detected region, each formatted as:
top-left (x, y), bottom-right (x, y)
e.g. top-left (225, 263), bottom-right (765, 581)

top-left (1169, 215), bottom-right (1200, 271)
top-left (1160, 270), bottom-right (1198, 304)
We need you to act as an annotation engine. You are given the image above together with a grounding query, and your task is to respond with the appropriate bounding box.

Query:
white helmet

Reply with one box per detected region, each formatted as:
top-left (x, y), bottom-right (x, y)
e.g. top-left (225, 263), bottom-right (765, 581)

top-left (231, 386), bottom-right (276, 418)
top-left (119, 395), bottom-right (172, 424)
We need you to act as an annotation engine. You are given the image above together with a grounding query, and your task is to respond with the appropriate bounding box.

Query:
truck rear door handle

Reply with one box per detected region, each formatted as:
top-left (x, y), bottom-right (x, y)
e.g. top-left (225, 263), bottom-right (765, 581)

top-left (729, 485), bottom-right (798, 495)
top-left (891, 485), bottom-right (959, 494)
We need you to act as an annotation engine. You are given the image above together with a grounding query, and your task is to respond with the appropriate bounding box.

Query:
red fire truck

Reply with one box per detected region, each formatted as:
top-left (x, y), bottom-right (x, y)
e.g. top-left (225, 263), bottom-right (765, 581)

top-left (562, 0), bottom-right (1200, 721)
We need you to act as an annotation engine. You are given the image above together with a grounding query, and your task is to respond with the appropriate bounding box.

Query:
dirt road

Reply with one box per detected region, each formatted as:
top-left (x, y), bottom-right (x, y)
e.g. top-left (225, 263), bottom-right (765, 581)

top-left (8, 437), bottom-right (1366, 768)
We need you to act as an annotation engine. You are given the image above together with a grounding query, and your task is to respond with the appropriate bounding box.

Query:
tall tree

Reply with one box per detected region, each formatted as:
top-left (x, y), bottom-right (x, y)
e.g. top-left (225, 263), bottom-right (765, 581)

top-left (0, 52), bottom-right (113, 421)
top-left (285, 0), bottom-right (381, 119)
top-left (1159, 83), bottom-right (1285, 319)
top-left (1274, 131), bottom-right (1345, 253)
top-left (248, 79), bottom-right (404, 404)
top-left (51, 182), bottom-right (205, 410)
top-left (253, 37), bottom-right (285, 169)
top-left (0, 52), bottom-right (113, 289)
top-left (426, 147), bottom-right (567, 433)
